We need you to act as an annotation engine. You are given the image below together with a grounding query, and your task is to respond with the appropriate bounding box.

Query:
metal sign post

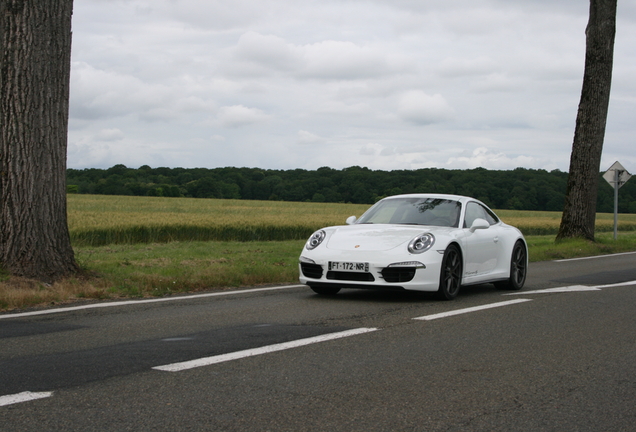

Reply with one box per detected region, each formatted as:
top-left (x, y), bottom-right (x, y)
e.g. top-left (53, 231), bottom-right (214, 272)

top-left (602, 161), bottom-right (632, 240)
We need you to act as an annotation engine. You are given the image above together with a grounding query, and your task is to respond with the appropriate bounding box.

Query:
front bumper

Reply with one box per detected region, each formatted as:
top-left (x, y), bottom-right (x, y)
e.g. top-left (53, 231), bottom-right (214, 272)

top-left (298, 255), bottom-right (443, 292)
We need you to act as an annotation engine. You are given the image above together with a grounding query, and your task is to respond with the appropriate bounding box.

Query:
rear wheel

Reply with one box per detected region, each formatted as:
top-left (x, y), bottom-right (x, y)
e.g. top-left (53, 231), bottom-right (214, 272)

top-left (437, 244), bottom-right (462, 300)
top-left (495, 240), bottom-right (527, 290)
top-left (309, 285), bottom-right (341, 296)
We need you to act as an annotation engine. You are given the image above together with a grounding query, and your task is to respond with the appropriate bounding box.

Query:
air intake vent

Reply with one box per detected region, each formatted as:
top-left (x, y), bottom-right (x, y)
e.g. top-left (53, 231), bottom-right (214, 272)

top-left (381, 267), bottom-right (416, 283)
top-left (301, 263), bottom-right (324, 279)
top-left (326, 271), bottom-right (375, 282)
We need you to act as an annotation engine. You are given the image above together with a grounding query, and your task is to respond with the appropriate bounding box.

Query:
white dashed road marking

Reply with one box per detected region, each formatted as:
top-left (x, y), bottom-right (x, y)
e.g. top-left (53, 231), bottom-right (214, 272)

top-left (506, 285), bottom-right (601, 295)
top-left (0, 391), bottom-right (53, 407)
top-left (412, 299), bottom-right (533, 321)
top-left (506, 280), bottom-right (636, 295)
top-left (596, 280), bottom-right (636, 288)
top-left (153, 327), bottom-right (380, 372)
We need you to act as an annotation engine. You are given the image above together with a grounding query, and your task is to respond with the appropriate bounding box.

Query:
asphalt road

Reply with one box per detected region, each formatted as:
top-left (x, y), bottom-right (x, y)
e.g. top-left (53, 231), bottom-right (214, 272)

top-left (1, 252), bottom-right (636, 431)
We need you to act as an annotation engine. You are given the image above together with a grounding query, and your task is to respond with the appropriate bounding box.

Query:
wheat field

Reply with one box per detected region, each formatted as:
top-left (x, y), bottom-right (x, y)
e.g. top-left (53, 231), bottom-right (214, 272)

top-left (68, 195), bottom-right (370, 245)
top-left (67, 194), bottom-right (636, 246)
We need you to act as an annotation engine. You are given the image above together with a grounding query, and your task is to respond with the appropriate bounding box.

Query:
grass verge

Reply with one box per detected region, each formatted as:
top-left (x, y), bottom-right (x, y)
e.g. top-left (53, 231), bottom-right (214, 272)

top-left (2, 231), bottom-right (636, 312)
top-left (0, 240), bottom-right (304, 312)
top-left (526, 231), bottom-right (636, 261)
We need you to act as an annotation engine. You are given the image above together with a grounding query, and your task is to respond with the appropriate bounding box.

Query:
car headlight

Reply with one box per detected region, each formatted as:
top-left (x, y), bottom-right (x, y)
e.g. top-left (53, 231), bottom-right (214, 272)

top-left (408, 233), bottom-right (435, 254)
top-left (306, 230), bottom-right (326, 250)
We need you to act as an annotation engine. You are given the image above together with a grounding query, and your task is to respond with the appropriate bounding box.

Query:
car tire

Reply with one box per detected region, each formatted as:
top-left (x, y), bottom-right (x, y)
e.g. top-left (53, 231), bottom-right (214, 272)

top-left (437, 244), bottom-right (462, 300)
top-left (309, 285), bottom-right (341, 296)
top-left (495, 240), bottom-right (527, 290)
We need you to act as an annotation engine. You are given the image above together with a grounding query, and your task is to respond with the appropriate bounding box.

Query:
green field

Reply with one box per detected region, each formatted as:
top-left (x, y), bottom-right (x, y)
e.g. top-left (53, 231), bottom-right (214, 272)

top-left (1, 194), bottom-right (635, 312)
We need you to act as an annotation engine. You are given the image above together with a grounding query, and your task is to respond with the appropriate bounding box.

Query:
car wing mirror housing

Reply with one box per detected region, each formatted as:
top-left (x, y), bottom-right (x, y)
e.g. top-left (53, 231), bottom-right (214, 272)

top-left (469, 218), bottom-right (490, 232)
top-left (346, 216), bottom-right (357, 225)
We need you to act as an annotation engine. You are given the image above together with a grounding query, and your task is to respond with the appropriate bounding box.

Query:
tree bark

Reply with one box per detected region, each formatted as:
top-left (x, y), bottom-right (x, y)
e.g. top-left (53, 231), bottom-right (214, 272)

top-left (1, 0), bottom-right (78, 280)
top-left (557, 0), bottom-right (617, 242)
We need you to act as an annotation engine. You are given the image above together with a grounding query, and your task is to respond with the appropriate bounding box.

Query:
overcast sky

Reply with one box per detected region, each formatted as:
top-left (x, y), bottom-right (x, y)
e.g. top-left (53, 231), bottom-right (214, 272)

top-left (67, 0), bottom-right (635, 173)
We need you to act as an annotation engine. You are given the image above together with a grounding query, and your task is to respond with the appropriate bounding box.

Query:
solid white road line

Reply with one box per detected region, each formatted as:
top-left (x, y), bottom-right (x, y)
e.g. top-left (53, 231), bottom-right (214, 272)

top-left (0, 391), bottom-right (53, 407)
top-left (0, 284), bottom-right (305, 320)
top-left (413, 299), bottom-right (532, 321)
top-left (555, 251), bottom-right (636, 262)
top-left (153, 327), bottom-right (379, 372)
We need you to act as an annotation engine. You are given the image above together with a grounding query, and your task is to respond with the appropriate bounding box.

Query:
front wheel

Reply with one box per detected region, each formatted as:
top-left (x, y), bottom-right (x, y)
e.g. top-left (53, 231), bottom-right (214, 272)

top-left (437, 244), bottom-right (462, 300)
top-left (495, 240), bottom-right (527, 290)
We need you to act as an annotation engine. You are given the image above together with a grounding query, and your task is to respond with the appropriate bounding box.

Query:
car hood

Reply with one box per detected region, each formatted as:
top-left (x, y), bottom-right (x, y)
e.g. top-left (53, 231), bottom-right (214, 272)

top-left (325, 224), bottom-right (439, 252)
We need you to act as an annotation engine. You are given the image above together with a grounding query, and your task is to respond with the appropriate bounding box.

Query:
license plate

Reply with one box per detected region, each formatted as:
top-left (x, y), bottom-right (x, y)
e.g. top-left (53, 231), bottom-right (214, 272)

top-left (328, 261), bottom-right (369, 272)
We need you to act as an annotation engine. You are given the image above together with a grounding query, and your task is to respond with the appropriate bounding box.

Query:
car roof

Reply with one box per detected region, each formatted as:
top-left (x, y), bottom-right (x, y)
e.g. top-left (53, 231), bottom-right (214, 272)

top-left (381, 193), bottom-right (470, 201)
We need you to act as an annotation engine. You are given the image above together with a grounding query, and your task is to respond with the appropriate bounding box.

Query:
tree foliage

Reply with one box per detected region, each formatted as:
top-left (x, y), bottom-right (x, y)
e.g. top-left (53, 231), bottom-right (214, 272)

top-left (67, 165), bottom-right (636, 214)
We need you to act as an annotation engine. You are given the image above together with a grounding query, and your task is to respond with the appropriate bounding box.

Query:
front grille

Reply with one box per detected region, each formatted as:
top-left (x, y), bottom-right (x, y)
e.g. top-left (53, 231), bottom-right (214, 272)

top-left (381, 267), bottom-right (416, 283)
top-left (326, 271), bottom-right (375, 282)
top-left (301, 263), bottom-right (324, 279)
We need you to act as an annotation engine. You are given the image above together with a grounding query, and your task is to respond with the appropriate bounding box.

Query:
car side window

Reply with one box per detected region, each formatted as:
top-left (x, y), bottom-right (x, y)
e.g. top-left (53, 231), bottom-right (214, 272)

top-left (482, 205), bottom-right (499, 224)
top-left (463, 202), bottom-right (498, 228)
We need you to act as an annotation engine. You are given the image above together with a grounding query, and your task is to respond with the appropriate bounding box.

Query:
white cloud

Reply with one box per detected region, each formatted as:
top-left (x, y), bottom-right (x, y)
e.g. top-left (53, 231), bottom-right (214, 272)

top-left (234, 32), bottom-right (300, 71)
top-left (380, 146), bottom-right (397, 156)
top-left (438, 56), bottom-right (497, 78)
top-left (70, 62), bottom-right (198, 121)
top-left (297, 130), bottom-right (324, 144)
top-left (397, 91), bottom-right (455, 125)
top-left (446, 147), bottom-right (537, 170)
top-left (299, 40), bottom-right (394, 80)
top-left (360, 143), bottom-right (380, 156)
top-left (95, 128), bottom-right (124, 141)
top-left (216, 105), bottom-right (271, 128)
top-left (470, 73), bottom-right (521, 93)
top-left (227, 32), bottom-right (409, 81)
top-left (65, 0), bottom-right (636, 173)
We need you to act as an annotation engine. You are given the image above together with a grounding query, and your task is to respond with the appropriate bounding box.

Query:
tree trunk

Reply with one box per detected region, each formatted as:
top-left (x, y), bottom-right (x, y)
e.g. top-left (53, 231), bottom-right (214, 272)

top-left (557, 0), bottom-right (617, 242)
top-left (0, 0), bottom-right (78, 280)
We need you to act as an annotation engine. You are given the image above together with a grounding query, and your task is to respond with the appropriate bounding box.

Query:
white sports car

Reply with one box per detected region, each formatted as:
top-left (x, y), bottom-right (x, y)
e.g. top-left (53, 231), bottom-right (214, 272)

top-left (299, 194), bottom-right (528, 300)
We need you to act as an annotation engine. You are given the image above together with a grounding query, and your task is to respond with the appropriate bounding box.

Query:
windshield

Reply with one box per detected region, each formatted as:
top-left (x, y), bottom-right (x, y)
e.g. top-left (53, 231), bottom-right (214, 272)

top-left (357, 197), bottom-right (461, 227)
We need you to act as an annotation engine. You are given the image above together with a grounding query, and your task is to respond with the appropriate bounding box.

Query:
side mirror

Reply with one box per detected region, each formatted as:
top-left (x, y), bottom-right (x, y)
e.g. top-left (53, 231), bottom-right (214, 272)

top-left (346, 216), bottom-right (357, 225)
top-left (469, 218), bottom-right (490, 232)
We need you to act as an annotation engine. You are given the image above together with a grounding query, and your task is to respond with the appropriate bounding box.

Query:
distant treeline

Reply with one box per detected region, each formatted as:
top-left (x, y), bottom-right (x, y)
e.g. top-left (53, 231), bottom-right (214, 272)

top-left (66, 164), bottom-right (636, 213)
